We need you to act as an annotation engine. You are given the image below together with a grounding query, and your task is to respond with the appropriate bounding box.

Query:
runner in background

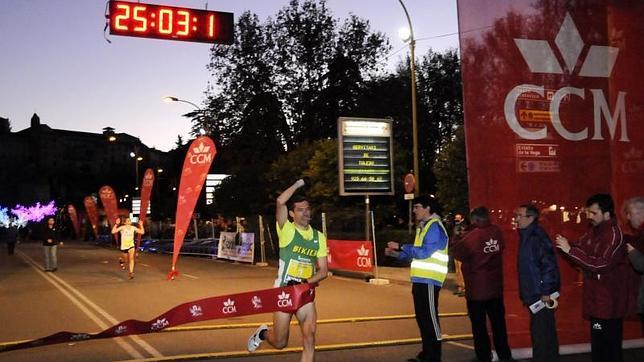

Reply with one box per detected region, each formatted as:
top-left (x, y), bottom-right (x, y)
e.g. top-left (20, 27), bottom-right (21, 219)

top-left (247, 178), bottom-right (328, 362)
top-left (111, 217), bottom-right (144, 280)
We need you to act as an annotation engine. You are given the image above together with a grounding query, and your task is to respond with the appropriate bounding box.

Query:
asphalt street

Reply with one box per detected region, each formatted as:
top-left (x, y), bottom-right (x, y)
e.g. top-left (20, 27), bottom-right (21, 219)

top-left (0, 240), bottom-right (641, 362)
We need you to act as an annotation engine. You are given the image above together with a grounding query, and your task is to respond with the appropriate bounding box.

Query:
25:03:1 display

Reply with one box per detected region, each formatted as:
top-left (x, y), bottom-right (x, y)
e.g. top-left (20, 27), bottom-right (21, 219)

top-left (108, 1), bottom-right (233, 44)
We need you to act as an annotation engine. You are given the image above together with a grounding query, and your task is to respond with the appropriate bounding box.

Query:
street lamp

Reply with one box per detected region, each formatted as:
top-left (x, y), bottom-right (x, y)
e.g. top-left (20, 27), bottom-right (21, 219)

top-left (130, 151), bottom-right (143, 192)
top-left (398, 0), bottom-right (420, 195)
top-left (163, 96), bottom-right (207, 136)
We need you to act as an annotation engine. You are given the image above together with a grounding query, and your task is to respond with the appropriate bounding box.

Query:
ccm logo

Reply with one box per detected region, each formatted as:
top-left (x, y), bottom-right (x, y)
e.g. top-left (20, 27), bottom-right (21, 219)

top-left (190, 153), bottom-right (212, 164)
top-left (505, 85), bottom-right (628, 142)
top-left (357, 257), bottom-right (372, 268)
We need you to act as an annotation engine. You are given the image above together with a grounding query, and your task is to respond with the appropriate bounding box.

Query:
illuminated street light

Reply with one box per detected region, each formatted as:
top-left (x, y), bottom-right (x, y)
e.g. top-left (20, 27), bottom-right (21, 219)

top-left (130, 151), bottom-right (143, 193)
top-left (163, 95), bottom-right (207, 136)
top-left (398, 0), bottom-right (420, 195)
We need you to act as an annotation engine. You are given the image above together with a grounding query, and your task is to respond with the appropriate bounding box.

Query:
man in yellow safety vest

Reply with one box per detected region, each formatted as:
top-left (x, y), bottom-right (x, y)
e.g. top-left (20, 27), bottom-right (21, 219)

top-left (386, 195), bottom-right (448, 362)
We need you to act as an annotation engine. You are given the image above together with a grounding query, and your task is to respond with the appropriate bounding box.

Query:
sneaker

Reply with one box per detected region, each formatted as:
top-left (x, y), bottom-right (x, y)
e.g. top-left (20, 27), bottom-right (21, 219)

top-left (247, 324), bottom-right (267, 352)
top-left (119, 259), bottom-right (125, 270)
top-left (128, 272), bottom-right (134, 280)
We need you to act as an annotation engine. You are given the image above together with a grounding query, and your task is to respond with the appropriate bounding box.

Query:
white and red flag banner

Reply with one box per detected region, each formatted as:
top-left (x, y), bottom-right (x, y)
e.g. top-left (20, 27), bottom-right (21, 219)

top-left (327, 239), bottom-right (373, 273)
top-left (169, 136), bottom-right (217, 279)
top-left (67, 204), bottom-right (80, 239)
top-left (136, 168), bottom-right (155, 249)
top-left (0, 283), bottom-right (315, 353)
top-left (83, 196), bottom-right (99, 239)
top-left (99, 186), bottom-right (119, 228)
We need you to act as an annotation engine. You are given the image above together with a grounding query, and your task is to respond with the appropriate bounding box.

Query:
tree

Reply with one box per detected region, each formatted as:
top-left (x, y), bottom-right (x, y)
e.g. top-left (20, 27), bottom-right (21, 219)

top-left (433, 126), bottom-right (469, 216)
top-left (0, 117), bottom-right (11, 134)
top-left (174, 135), bottom-right (183, 149)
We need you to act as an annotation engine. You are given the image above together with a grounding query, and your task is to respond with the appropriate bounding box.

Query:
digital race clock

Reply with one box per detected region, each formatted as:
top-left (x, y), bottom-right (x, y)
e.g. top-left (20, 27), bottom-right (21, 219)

top-left (108, 1), bottom-right (234, 44)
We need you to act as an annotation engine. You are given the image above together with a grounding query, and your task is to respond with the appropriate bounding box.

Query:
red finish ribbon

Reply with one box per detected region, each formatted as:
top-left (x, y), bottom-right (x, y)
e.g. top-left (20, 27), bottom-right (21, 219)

top-left (0, 283), bottom-right (315, 353)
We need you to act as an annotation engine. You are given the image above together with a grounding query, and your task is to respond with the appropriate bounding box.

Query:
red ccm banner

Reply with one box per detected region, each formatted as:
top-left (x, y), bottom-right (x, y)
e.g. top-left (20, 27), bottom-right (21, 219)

top-left (67, 204), bottom-right (80, 240)
top-left (83, 196), bottom-right (99, 239)
top-left (99, 186), bottom-right (119, 228)
top-left (0, 283), bottom-right (315, 353)
top-left (169, 137), bottom-right (217, 279)
top-left (458, 0), bottom-right (644, 349)
top-left (137, 168), bottom-right (155, 249)
top-left (327, 239), bottom-right (373, 273)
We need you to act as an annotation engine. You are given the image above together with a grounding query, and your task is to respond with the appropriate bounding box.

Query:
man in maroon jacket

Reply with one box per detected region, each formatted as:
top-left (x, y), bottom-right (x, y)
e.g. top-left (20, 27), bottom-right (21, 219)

top-left (450, 207), bottom-right (514, 362)
top-left (556, 193), bottom-right (631, 362)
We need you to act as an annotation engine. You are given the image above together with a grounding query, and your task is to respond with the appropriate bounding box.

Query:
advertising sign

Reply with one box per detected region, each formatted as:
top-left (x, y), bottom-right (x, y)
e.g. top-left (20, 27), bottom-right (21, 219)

top-left (337, 117), bottom-right (394, 195)
top-left (458, 0), bottom-right (643, 350)
top-left (217, 232), bottom-right (255, 263)
top-left (327, 239), bottom-right (374, 273)
top-left (67, 204), bottom-right (80, 239)
top-left (99, 186), bottom-right (119, 228)
top-left (169, 136), bottom-right (217, 278)
top-left (83, 196), bottom-right (99, 238)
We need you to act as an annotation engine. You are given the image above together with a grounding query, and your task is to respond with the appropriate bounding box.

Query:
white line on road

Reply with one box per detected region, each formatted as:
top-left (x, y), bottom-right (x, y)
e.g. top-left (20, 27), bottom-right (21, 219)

top-left (18, 251), bottom-right (163, 358)
top-left (182, 273), bottom-right (199, 279)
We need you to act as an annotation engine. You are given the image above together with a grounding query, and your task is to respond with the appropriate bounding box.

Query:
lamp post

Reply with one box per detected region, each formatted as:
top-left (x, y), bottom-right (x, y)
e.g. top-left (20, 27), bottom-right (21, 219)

top-left (163, 96), bottom-right (207, 135)
top-left (130, 151), bottom-right (143, 193)
top-left (398, 0), bottom-right (420, 195)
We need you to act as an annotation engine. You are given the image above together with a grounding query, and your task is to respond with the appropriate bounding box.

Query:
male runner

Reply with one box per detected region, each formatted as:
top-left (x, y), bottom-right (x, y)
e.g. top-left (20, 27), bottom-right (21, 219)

top-left (111, 217), bottom-right (144, 279)
top-left (247, 179), bottom-right (328, 362)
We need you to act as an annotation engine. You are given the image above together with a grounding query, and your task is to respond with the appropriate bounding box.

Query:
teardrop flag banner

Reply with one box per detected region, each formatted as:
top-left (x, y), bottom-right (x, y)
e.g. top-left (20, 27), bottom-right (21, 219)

top-left (99, 186), bottom-right (119, 228)
top-left (168, 136), bottom-right (217, 279)
top-left (0, 283), bottom-right (315, 353)
top-left (83, 196), bottom-right (99, 239)
top-left (67, 204), bottom-right (80, 240)
top-left (136, 168), bottom-right (155, 250)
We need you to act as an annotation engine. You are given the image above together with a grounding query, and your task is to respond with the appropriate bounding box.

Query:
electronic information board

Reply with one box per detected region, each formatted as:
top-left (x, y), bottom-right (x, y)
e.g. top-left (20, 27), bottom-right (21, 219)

top-left (338, 117), bottom-right (394, 195)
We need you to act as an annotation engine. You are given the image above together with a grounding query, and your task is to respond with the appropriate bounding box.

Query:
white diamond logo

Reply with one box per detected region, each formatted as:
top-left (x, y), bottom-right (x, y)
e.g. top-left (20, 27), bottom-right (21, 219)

top-left (357, 245), bottom-right (369, 256)
top-left (515, 12), bottom-right (619, 78)
top-left (555, 13), bottom-right (584, 72)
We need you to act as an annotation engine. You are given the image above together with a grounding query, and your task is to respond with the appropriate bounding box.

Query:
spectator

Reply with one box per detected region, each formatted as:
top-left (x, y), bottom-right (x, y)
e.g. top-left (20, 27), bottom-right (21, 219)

top-left (516, 203), bottom-right (560, 361)
top-left (624, 196), bottom-right (644, 335)
top-left (556, 193), bottom-right (632, 362)
top-left (450, 207), bottom-right (514, 362)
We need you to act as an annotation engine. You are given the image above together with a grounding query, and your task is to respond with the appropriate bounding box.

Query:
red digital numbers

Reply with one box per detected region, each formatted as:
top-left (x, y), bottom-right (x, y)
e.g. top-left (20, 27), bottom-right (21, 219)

top-left (109, 1), bottom-right (234, 44)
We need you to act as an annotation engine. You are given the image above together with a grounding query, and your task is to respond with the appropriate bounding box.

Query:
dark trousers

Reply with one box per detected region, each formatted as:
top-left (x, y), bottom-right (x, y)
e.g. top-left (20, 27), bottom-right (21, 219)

top-left (412, 282), bottom-right (442, 362)
top-left (529, 307), bottom-right (559, 362)
top-left (590, 318), bottom-right (623, 362)
top-left (466, 298), bottom-right (513, 362)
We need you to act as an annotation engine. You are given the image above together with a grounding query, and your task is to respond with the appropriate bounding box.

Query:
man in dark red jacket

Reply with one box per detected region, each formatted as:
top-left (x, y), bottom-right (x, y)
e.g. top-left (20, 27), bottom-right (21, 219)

top-left (450, 207), bottom-right (514, 362)
top-left (556, 193), bottom-right (631, 362)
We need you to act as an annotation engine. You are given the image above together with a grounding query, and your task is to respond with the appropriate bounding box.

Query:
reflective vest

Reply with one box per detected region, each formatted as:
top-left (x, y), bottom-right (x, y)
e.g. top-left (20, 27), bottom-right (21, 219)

top-left (410, 218), bottom-right (449, 284)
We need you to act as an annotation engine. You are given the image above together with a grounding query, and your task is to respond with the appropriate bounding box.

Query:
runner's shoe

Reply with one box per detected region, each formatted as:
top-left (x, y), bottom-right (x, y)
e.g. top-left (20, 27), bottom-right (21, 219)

top-left (247, 324), bottom-right (267, 352)
top-left (128, 272), bottom-right (134, 280)
top-left (119, 258), bottom-right (125, 270)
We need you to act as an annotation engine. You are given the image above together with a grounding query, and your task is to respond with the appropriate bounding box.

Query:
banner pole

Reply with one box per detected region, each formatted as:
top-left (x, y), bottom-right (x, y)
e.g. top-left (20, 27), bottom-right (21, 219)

top-left (369, 210), bottom-right (389, 285)
top-left (256, 215), bottom-right (268, 266)
top-left (321, 212), bottom-right (327, 236)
